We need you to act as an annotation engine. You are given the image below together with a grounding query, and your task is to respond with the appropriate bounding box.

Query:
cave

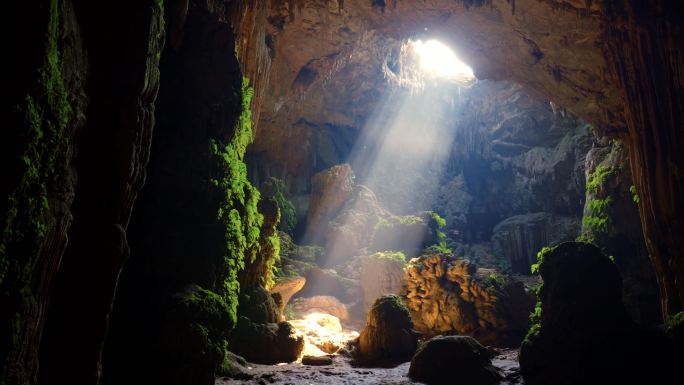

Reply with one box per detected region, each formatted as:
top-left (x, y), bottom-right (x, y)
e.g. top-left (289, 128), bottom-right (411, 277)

top-left (2, 1), bottom-right (683, 385)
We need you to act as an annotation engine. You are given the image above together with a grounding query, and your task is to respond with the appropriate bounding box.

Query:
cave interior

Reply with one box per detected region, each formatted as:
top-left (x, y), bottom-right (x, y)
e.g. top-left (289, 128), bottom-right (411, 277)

top-left (1, 1), bottom-right (683, 385)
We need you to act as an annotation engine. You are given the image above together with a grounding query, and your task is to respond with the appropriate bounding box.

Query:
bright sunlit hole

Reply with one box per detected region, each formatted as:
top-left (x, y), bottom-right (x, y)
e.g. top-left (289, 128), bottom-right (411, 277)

top-left (412, 39), bottom-right (474, 80)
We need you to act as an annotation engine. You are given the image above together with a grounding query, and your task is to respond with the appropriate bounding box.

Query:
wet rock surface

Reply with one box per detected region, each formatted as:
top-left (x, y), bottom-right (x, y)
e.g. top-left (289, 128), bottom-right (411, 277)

top-left (217, 349), bottom-right (522, 385)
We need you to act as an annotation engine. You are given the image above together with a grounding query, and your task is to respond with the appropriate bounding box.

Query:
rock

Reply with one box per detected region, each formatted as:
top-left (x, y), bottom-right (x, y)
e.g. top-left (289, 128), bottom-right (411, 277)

top-left (359, 252), bottom-right (405, 311)
top-left (297, 267), bottom-right (361, 304)
top-left (270, 276), bottom-right (306, 321)
top-left (491, 213), bottom-right (579, 274)
top-left (404, 254), bottom-right (534, 346)
top-left (238, 286), bottom-right (279, 324)
top-left (356, 295), bottom-right (417, 366)
top-left (228, 317), bottom-right (305, 364)
top-left (307, 164), bottom-right (355, 236)
top-left (301, 355), bottom-right (333, 366)
top-left (291, 295), bottom-right (349, 321)
top-left (519, 242), bottom-right (676, 385)
top-left (408, 335), bottom-right (501, 385)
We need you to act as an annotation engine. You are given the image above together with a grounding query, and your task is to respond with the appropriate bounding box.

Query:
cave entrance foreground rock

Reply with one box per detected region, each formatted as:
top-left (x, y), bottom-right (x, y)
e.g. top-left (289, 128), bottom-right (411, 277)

top-left (1, 1), bottom-right (683, 385)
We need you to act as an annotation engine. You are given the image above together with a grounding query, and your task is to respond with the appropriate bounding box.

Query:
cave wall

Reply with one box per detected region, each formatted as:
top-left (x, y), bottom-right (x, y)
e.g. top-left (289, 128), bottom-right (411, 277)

top-left (1, 1), bottom-right (163, 384)
top-left (601, 0), bottom-right (684, 318)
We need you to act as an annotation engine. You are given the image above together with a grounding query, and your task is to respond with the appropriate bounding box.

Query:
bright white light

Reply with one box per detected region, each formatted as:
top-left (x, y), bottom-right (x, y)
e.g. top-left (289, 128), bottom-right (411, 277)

top-left (412, 39), bottom-right (474, 80)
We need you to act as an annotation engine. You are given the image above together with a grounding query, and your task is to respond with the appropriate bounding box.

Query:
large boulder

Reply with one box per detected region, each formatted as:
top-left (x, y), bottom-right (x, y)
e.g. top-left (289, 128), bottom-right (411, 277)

top-left (355, 295), bottom-right (417, 366)
top-left (307, 164), bottom-right (355, 235)
top-left (228, 317), bottom-right (304, 364)
top-left (359, 252), bottom-right (405, 312)
top-left (404, 254), bottom-right (534, 346)
top-left (238, 285), bottom-right (279, 324)
top-left (408, 335), bottom-right (501, 385)
top-left (519, 242), bottom-right (677, 385)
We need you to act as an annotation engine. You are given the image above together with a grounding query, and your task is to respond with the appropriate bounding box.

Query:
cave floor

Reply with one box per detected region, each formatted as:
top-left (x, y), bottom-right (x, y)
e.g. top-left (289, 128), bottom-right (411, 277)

top-left (217, 349), bottom-right (522, 384)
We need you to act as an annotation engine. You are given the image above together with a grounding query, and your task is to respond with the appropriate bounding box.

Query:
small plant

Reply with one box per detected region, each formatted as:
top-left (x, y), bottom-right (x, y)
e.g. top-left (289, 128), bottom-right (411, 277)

top-left (629, 184), bottom-right (640, 204)
top-left (485, 273), bottom-right (506, 288)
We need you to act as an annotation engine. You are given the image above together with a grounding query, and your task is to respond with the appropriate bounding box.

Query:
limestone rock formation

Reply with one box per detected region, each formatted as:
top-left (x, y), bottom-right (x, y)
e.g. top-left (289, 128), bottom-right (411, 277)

top-left (492, 213), bottom-right (579, 274)
top-left (356, 295), bottom-right (418, 366)
top-left (270, 276), bottom-right (306, 321)
top-left (408, 335), bottom-right (501, 385)
top-left (359, 252), bottom-right (405, 311)
top-left (580, 142), bottom-right (660, 324)
top-left (404, 254), bottom-right (534, 346)
top-left (519, 242), bottom-right (677, 385)
top-left (307, 164), bottom-right (356, 234)
top-left (292, 295), bottom-right (349, 321)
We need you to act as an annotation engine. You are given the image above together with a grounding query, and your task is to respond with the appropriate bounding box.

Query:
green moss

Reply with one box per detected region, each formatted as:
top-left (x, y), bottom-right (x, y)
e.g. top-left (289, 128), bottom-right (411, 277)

top-left (484, 272), bottom-right (506, 289)
top-left (585, 165), bottom-right (616, 194)
top-left (211, 77), bottom-right (264, 324)
top-left (262, 177), bottom-right (297, 235)
top-left (0, 0), bottom-right (74, 377)
top-left (369, 250), bottom-right (407, 264)
top-left (666, 311), bottom-right (684, 340)
top-left (629, 184), bottom-right (640, 204)
top-left (524, 245), bottom-right (556, 345)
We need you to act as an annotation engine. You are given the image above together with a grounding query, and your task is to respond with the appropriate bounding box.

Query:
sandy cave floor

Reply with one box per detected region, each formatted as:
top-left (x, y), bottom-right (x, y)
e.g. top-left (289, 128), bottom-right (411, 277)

top-left (216, 349), bottom-right (523, 385)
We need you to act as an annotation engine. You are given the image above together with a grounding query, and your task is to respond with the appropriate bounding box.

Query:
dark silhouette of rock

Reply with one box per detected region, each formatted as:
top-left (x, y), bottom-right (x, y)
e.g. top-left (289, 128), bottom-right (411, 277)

top-left (408, 335), bottom-right (501, 385)
top-left (520, 242), bottom-right (677, 385)
top-left (228, 317), bottom-right (304, 364)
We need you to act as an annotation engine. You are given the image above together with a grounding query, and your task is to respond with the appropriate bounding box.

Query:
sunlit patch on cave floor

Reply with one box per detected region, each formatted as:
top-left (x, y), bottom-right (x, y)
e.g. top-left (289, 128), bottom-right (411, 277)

top-left (289, 312), bottom-right (359, 359)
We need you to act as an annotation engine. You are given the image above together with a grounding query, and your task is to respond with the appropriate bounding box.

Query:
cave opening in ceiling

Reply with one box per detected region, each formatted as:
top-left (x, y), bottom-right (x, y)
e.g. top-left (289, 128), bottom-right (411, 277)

top-left (411, 39), bottom-right (475, 81)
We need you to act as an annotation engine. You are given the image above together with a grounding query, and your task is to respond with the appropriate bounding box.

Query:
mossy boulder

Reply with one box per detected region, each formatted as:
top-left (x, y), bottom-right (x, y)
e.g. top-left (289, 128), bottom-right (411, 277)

top-left (356, 295), bottom-right (417, 366)
top-left (158, 285), bottom-right (234, 385)
top-left (238, 285), bottom-right (279, 324)
top-left (520, 242), bottom-right (677, 385)
top-left (228, 317), bottom-right (304, 364)
top-left (408, 335), bottom-right (500, 385)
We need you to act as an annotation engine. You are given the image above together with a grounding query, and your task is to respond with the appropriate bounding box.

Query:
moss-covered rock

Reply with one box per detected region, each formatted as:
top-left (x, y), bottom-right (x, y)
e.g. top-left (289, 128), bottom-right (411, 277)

top-left (158, 285), bottom-right (233, 385)
top-left (408, 335), bottom-right (500, 385)
top-left (228, 317), bottom-right (304, 364)
top-left (355, 294), bottom-right (417, 366)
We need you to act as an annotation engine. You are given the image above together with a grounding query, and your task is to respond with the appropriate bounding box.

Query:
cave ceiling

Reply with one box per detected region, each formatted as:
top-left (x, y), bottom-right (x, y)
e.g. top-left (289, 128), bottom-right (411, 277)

top-left (251, 0), bottom-right (624, 176)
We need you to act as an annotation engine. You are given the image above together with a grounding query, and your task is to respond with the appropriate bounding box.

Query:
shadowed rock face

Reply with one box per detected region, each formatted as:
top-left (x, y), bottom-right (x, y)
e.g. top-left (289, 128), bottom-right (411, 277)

top-left (519, 242), bottom-right (678, 385)
top-left (409, 335), bottom-right (501, 385)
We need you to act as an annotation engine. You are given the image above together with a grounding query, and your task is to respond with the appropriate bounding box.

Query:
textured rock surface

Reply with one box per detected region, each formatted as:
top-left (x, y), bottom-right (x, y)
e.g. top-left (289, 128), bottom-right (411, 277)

top-left (580, 142), bottom-right (660, 324)
top-left (408, 335), bottom-right (501, 385)
top-left (356, 295), bottom-right (417, 366)
top-left (404, 254), bottom-right (534, 346)
top-left (519, 242), bottom-right (677, 385)
top-left (292, 295), bottom-right (349, 322)
top-left (492, 213), bottom-right (579, 274)
top-left (271, 276), bottom-right (306, 321)
top-left (307, 164), bottom-right (355, 235)
top-left (359, 252), bottom-right (405, 311)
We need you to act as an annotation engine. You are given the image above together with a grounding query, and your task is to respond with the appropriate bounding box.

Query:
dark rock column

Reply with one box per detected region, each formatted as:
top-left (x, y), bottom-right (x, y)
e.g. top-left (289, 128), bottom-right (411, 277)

top-left (601, 1), bottom-right (684, 318)
top-left (35, 1), bottom-right (164, 384)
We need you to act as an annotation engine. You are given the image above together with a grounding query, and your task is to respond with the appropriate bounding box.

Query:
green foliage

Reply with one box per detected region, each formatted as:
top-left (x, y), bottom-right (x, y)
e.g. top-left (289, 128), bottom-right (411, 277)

top-left (0, 0), bottom-right (76, 377)
top-left (263, 177), bottom-right (297, 235)
top-left (370, 250), bottom-right (407, 263)
top-left (666, 311), bottom-right (684, 340)
top-left (484, 272), bottom-right (506, 289)
top-left (629, 184), bottom-right (640, 204)
top-left (586, 165), bottom-right (616, 194)
top-left (211, 77), bottom-right (263, 324)
top-left (424, 211), bottom-right (452, 255)
top-left (531, 246), bottom-right (555, 274)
